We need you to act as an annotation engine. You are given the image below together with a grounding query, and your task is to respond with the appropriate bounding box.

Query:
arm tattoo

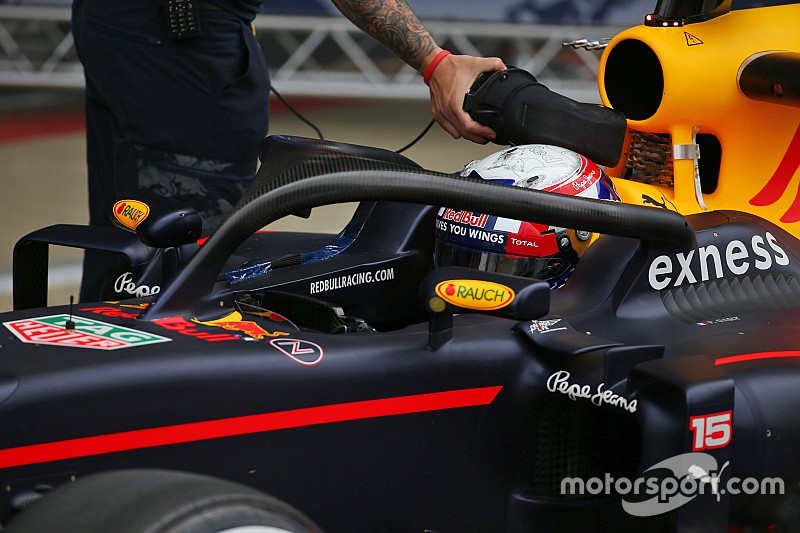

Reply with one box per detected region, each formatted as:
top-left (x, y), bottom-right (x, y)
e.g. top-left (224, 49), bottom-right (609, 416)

top-left (331, 0), bottom-right (437, 69)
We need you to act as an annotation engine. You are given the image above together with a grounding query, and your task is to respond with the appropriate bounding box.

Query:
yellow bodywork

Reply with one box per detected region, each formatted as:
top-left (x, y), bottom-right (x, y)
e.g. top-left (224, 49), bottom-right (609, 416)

top-left (598, 4), bottom-right (800, 236)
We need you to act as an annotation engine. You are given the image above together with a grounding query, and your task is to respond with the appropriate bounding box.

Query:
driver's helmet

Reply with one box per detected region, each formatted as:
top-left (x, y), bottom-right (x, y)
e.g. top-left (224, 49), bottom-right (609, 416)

top-left (434, 144), bottom-right (619, 287)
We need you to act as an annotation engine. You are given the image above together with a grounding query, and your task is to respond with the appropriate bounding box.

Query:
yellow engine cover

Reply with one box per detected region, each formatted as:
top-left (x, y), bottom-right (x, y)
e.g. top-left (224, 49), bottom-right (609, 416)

top-left (598, 4), bottom-right (800, 235)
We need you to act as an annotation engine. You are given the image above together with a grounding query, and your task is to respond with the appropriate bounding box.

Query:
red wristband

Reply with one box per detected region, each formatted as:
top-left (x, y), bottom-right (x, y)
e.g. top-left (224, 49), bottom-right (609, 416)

top-left (423, 50), bottom-right (452, 86)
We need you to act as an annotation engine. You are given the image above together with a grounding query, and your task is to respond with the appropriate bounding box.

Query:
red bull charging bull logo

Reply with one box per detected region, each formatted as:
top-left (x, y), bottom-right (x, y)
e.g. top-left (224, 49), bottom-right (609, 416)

top-left (194, 311), bottom-right (290, 340)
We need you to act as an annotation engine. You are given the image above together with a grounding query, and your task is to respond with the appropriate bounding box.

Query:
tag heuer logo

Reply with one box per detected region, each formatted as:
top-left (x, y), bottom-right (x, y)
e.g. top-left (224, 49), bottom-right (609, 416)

top-left (4, 314), bottom-right (171, 350)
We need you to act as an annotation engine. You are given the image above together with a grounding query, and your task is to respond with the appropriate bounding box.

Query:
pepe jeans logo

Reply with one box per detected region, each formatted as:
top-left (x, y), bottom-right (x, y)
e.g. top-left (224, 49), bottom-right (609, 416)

top-left (546, 370), bottom-right (637, 413)
top-left (551, 168), bottom-right (598, 195)
top-left (112, 199), bottom-right (150, 231)
top-left (648, 232), bottom-right (789, 290)
top-left (114, 272), bottom-right (160, 298)
top-left (435, 279), bottom-right (515, 311)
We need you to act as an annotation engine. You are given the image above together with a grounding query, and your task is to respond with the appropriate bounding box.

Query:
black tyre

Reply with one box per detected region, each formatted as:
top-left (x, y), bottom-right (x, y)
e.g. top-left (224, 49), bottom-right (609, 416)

top-left (4, 469), bottom-right (321, 533)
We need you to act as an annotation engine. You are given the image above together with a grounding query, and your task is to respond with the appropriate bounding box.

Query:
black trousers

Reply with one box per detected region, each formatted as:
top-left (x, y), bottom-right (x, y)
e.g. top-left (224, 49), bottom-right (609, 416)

top-left (71, 0), bottom-right (270, 301)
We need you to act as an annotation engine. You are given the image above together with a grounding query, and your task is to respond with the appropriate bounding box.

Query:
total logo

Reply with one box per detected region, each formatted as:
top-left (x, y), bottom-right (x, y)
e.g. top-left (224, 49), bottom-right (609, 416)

top-left (112, 199), bottom-right (150, 231)
top-left (648, 231), bottom-right (789, 290)
top-left (435, 279), bottom-right (515, 311)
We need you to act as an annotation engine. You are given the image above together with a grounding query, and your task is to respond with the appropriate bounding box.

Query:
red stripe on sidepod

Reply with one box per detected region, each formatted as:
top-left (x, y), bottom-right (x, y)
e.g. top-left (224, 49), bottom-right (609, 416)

top-left (749, 122), bottom-right (800, 212)
top-left (0, 386), bottom-right (502, 469)
top-left (715, 351), bottom-right (800, 366)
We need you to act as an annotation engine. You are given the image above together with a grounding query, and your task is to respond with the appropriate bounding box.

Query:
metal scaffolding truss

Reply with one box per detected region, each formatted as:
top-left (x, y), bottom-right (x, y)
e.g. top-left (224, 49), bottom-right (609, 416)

top-left (0, 6), bottom-right (620, 102)
top-left (0, 6), bottom-right (82, 88)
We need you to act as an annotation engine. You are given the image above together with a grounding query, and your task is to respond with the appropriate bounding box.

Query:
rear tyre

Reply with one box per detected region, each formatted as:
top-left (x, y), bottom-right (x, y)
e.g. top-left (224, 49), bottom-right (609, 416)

top-left (4, 469), bottom-right (321, 533)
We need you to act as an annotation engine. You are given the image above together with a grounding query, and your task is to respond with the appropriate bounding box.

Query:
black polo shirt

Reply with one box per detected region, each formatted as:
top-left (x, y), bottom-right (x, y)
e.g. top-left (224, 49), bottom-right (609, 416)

top-left (207, 0), bottom-right (263, 21)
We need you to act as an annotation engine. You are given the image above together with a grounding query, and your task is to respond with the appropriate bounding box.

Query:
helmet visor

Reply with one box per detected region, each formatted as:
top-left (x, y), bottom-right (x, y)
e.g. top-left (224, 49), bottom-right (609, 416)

top-left (433, 240), bottom-right (572, 284)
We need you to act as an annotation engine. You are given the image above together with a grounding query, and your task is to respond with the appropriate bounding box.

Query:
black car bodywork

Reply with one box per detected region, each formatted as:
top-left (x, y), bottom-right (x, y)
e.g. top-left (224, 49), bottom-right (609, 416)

top-left (3, 132), bottom-right (800, 532)
top-left (3, 0), bottom-right (800, 529)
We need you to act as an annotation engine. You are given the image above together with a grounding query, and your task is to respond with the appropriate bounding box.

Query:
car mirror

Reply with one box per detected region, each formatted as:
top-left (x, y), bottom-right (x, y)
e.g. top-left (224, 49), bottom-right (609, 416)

top-left (419, 266), bottom-right (550, 349)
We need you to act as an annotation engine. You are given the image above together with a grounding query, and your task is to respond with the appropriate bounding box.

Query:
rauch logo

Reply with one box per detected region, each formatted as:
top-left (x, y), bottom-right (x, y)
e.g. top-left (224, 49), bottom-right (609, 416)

top-left (435, 279), bottom-right (515, 311)
top-left (113, 199), bottom-right (150, 231)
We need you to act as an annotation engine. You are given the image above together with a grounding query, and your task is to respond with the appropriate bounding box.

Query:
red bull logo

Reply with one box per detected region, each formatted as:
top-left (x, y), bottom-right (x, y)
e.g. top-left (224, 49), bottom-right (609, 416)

top-left (194, 311), bottom-right (289, 340)
top-left (440, 208), bottom-right (490, 228)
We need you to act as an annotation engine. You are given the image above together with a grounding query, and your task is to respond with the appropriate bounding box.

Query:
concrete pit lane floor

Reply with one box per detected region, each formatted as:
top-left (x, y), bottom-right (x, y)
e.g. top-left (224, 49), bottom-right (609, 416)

top-left (0, 91), bottom-right (498, 311)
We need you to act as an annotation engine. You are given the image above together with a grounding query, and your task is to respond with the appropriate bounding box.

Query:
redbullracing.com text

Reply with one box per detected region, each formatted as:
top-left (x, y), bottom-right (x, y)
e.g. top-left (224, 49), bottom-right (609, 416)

top-left (309, 268), bottom-right (395, 295)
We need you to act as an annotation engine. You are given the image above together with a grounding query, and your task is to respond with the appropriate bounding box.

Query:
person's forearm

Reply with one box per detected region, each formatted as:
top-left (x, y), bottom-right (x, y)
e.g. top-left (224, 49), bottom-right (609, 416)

top-left (331, 0), bottom-right (438, 70)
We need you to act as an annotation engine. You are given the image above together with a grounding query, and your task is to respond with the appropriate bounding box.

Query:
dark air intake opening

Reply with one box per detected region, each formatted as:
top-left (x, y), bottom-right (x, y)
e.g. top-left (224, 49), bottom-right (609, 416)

top-left (604, 40), bottom-right (664, 121)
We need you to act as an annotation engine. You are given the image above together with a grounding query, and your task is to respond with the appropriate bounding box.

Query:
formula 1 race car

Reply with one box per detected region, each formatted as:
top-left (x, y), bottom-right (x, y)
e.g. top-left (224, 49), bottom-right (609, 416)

top-left (3, 0), bottom-right (800, 532)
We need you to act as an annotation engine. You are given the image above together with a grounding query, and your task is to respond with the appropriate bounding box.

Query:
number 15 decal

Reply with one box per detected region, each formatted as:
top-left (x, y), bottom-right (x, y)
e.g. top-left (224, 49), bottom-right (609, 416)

top-left (689, 410), bottom-right (733, 451)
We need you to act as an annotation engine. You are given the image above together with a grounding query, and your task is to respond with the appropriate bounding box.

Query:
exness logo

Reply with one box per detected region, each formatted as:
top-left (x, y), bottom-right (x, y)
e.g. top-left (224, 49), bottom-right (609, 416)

top-left (648, 232), bottom-right (789, 290)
